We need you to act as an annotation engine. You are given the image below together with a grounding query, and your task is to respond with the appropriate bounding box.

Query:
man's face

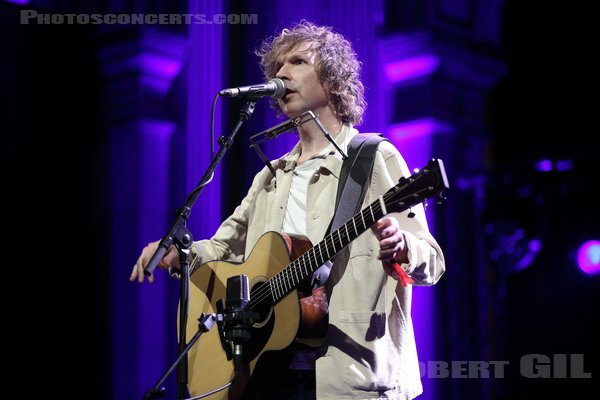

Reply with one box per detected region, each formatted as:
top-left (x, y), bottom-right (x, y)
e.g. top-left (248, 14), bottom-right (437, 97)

top-left (275, 42), bottom-right (329, 119)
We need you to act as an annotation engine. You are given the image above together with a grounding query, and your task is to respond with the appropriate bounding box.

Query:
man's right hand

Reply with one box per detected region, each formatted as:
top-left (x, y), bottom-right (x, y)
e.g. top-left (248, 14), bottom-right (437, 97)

top-left (129, 240), bottom-right (179, 283)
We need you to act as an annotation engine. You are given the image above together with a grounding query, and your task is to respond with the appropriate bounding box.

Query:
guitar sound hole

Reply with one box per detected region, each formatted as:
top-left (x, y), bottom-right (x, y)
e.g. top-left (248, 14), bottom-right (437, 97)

top-left (249, 281), bottom-right (273, 326)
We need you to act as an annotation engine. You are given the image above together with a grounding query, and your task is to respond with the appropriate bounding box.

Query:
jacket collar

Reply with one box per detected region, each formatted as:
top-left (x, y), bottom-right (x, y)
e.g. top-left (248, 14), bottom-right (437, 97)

top-left (276, 124), bottom-right (358, 175)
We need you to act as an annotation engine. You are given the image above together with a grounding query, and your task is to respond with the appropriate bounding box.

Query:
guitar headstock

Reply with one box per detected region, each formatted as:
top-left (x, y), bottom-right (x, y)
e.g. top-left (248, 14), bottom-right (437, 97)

top-left (384, 158), bottom-right (450, 214)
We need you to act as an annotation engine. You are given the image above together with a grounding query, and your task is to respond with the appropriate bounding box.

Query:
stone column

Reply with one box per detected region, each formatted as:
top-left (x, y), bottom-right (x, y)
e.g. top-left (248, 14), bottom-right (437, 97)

top-left (98, 26), bottom-right (186, 399)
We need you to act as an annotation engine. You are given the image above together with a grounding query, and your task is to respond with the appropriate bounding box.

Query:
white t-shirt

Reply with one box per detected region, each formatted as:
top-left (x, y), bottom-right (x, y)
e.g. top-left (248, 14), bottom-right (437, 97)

top-left (282, 156), bottom-right (325, 235)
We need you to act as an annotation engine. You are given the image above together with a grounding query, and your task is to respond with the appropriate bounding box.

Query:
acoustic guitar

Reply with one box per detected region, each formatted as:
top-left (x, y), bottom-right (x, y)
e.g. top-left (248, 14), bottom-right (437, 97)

top-left (182, 158), bottom-right (449, 399)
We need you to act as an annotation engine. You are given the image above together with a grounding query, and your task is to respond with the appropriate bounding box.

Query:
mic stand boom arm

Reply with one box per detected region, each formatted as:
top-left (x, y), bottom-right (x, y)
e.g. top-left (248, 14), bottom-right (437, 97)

top-left (143, 100), bottom-right (257, 277)
top-left (142, 100), bottom-right (257, 400)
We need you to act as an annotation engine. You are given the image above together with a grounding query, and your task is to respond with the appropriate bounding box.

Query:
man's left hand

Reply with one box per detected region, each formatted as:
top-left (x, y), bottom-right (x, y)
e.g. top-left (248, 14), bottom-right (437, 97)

top-left (371, 216), bottom-right (409, 264)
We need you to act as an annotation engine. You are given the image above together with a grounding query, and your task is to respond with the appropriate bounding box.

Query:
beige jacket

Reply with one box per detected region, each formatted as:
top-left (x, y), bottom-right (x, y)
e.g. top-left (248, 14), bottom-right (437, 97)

top-left (192, 125), bottom-right (445, 399)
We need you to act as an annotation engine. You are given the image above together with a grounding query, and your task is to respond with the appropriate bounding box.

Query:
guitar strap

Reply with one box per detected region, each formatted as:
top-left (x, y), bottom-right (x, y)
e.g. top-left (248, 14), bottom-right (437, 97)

top-left (302, 133), bottom-right (386, 291)
top-left (330, 133), bottom-right (387, 232)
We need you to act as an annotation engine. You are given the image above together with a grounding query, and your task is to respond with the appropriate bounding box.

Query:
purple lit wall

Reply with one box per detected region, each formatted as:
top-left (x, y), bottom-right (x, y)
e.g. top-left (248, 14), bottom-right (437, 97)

top-left (102, 25), bottom-right (187, 400)
top-left (185, 0), bottom-right (224, 236)
top-left (109, 121), bottom-right (176, 399)
top-left (385, 55), bottom-right (441, 84)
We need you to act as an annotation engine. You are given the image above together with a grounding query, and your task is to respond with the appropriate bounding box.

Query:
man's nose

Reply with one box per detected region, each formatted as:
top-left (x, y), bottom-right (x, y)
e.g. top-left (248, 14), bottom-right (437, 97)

top-left (276, 63), bottom-right (291, 81)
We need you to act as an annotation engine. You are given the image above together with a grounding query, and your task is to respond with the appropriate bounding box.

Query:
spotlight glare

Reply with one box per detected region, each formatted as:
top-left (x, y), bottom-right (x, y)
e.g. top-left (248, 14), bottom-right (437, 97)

top-left (577, 240), bottom-right (600, 275)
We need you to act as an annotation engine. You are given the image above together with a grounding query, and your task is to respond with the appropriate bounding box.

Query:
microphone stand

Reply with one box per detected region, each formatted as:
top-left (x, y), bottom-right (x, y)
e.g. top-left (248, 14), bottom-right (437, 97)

top-left (143, 100), bottom-right (257, 400)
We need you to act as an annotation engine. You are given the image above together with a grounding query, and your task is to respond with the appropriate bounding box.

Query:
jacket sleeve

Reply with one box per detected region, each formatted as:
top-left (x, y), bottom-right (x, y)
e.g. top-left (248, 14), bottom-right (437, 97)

top-left (190, 166), bottom-right (271, 265)
top-left (370, 140), bottom-right (446, 286)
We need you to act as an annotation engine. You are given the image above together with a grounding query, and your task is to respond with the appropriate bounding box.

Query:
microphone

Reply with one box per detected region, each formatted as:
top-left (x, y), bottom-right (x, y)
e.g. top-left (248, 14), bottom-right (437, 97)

top-left (224, 275), bottom-right (252, 373)
top-left (219, 78), bottom-right (286, 99)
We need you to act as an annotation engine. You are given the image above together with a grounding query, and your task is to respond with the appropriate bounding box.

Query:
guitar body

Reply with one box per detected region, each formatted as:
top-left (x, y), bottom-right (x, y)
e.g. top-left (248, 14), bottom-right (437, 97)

top-left (182, 231), bottom-right (312, 400)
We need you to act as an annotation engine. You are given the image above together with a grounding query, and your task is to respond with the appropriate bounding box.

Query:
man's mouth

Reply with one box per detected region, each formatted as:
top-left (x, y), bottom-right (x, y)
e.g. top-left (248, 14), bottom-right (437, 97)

top-left (281, 88), bottom-right (296, 101)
